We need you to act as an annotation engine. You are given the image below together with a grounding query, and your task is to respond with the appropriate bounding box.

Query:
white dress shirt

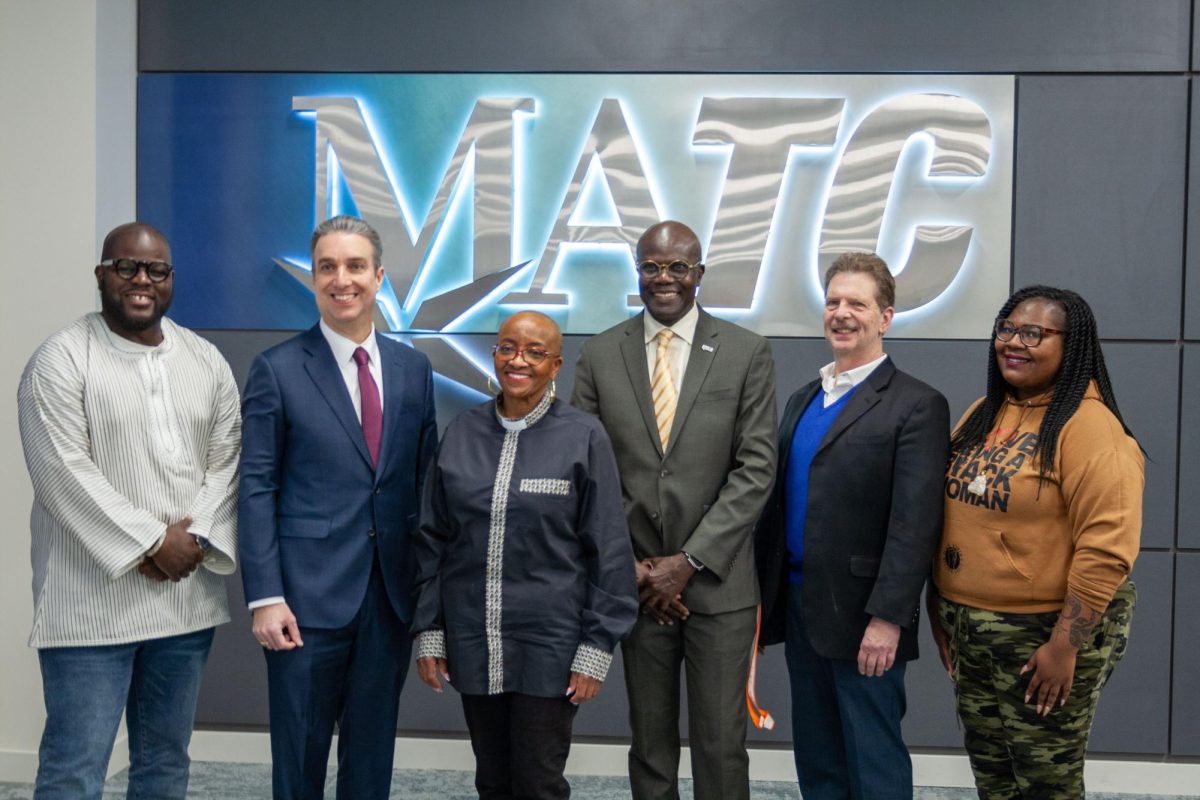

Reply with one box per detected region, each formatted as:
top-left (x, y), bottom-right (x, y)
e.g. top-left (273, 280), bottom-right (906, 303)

top-left (643, 303), bottom-right (700, 388)
top-left (320, 319), bottom-right (383, 420)
top-left (819, 354), bottom-right (887, 407)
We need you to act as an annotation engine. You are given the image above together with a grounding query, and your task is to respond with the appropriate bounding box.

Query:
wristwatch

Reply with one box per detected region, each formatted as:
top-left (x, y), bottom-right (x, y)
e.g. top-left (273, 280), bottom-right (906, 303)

top-left (682, 551), bottom-right (705, 572)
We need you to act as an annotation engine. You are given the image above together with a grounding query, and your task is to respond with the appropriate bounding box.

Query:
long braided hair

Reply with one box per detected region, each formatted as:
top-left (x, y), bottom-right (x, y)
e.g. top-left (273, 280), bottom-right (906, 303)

top-left (950, 285), bottom-right (1136, 484)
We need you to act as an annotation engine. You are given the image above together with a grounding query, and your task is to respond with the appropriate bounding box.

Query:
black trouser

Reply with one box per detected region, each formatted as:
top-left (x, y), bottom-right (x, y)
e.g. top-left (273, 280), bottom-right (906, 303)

top-left (460, 692), bottom-right (579, 800)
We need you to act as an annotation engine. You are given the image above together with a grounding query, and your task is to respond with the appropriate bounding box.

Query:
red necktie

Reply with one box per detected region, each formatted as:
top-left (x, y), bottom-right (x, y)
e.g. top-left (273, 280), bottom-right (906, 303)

top-left (352, 347), bottom-right (382, 467)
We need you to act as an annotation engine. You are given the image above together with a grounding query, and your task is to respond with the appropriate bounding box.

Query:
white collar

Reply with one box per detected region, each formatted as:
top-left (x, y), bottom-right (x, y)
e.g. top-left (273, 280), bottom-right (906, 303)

top-left (91, 312), bottom-right (173, 355)
top-left (819, 353), bottom-right (887, 394)
top-left (643, 303), bottom-right (700, 346)
top-left (320, 319), bottom-right (379, 365)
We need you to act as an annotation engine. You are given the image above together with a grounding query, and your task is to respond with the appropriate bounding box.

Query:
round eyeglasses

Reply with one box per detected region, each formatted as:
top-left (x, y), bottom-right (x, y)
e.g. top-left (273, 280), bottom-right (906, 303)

top-left (100, 258), bottom-right (174, 283)
top-left (636, 260), bottom-right (700, 279)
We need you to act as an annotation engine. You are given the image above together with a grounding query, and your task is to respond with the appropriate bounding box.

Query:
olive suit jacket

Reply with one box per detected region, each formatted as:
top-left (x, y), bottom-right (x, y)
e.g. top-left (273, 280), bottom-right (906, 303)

top-left (571, 306), bottom-right (777, 614)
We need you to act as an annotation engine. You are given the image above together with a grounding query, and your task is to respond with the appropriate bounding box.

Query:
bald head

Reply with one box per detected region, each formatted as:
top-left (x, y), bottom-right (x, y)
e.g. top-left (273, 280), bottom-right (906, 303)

top-left (635, 220), bottom-right (705, 326)
top-left (636, 221), bottom-right (701, 264)
top-left (499, 311), bottom-right (562, 355)
top-left (101, 222), bottom-right (170, 263)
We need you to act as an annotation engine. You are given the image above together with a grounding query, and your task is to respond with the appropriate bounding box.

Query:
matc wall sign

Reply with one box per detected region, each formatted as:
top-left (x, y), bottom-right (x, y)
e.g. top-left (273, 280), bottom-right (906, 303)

top-left (139, 73), bottom-right (1013, 342)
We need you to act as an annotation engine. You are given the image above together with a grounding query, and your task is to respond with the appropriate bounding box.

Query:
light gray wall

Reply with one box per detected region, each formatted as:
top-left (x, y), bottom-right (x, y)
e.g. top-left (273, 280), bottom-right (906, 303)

top-left (0, 0), bottom-right (138, 780)
top-left (141, 0), bottom-right (1198, 758)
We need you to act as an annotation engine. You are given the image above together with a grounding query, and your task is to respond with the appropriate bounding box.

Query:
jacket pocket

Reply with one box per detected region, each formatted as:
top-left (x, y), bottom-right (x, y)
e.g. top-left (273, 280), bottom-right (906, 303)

top-left (278, 517), bottom-right (331, 539)
top-left (844, 432), bottom-right (892, 446)
top-left (849, 555), bottom-right (881, 577)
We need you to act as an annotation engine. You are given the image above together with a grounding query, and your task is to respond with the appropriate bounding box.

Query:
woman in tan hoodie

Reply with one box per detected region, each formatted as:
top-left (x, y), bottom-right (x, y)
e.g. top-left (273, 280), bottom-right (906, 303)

top-left (928, 285), bottom-right (1143, 799)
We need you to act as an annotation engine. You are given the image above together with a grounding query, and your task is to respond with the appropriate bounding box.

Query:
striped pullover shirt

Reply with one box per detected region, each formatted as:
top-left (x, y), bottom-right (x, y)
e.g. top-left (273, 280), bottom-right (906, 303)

top-left (18, 313), bottom-right (241, 648)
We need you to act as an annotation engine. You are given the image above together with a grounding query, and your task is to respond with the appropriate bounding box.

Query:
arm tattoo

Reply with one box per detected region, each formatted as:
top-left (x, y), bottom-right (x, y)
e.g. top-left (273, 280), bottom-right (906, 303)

top-left (1053, 594), bottom-right (1102, 649)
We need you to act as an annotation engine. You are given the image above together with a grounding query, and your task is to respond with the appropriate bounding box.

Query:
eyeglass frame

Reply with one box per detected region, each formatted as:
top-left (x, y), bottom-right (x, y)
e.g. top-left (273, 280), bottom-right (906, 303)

top-left (492, 344), bottom-right (560, 366)
top-left (636, 259), bottom-right (702, 279)
top-left (99, 258), bottom-right (174, 283)
top-left (994, 318), bottom-right (1065, 348)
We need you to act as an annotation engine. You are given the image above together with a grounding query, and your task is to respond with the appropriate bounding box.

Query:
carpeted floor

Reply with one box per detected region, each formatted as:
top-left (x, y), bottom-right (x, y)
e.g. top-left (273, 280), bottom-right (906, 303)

top-left (0, 762), bottom-right (1194, 799)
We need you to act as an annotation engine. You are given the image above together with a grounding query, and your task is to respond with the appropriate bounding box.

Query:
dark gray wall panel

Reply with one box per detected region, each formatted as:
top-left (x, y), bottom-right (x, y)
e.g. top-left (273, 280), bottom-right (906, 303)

top-left (1172, 554), bottom-right (1200, 755)
top-left (767, 338), bottom-right (989, 425)
top-left (1188, 80), bottom-right (1200, 340)
top-left (138, 0), bottom-right (1189, 74)
top-left (1103, 343), bottom-right (1179, 550)
top-left (195, 574), bottom-right (268, 726)
top-left (1180, 345), bottom-right (1200, 548)
top-left (904, 626), bottom-right (965, 748)
top-left (1089, 553), bottom-right (1172, 753)
top-left (1013, 76), bottom-right (1188, 342)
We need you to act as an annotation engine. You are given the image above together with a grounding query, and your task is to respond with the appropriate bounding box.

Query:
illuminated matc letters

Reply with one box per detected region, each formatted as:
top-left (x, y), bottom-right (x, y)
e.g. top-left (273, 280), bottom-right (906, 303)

top-left (138, 74), bottom-right (1013, 353)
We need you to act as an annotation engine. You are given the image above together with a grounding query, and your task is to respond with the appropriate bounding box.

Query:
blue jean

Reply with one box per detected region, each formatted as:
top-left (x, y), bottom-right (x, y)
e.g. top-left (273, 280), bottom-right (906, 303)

top-left (34, 627), bottom-right (215, 800)
top-left (785, 582), bottom-right (911, 800)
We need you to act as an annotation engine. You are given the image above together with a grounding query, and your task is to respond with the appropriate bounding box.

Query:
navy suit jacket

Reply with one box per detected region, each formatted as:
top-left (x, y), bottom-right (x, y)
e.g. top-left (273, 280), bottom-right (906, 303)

top-left (238, 325), bottom-right (437, 629)
top-left (755, 357), bottom-right (949, 661)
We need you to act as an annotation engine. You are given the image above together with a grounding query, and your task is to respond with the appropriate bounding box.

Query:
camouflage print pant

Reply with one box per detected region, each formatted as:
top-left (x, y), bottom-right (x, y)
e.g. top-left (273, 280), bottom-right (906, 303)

top-left (936, 581), bottom-right (1135, 800)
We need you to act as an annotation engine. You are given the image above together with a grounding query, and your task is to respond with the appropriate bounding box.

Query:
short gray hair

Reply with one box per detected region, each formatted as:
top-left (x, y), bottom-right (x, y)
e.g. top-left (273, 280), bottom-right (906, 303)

top-left (310, 215), bottom-right (383, 267)
top-left (824, 252), bottom-right (895, 311)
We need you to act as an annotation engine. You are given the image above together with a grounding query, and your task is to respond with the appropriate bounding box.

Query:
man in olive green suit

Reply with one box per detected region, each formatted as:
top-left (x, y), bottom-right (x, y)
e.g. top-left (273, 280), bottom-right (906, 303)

top-left (571, 221), bottom-right (777, 800)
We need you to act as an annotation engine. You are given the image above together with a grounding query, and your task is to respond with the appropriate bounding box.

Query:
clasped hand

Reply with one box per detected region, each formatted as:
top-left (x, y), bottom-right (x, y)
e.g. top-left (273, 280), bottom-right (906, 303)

top-left (137, 516), bottom-right (203, 582)
top-left (637, 554), bottom-right (694, 625)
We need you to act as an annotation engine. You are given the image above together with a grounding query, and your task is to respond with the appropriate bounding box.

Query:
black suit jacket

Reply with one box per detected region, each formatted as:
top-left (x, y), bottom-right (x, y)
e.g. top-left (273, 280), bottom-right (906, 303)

top-left (756, 357), bottom-right (949, 661)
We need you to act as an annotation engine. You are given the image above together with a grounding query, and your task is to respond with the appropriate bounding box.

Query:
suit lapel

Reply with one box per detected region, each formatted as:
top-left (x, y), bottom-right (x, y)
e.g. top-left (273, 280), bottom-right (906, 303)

top-left (779, 381), bottom-right (822, 474)
top-left (302, 326), bottom-right (373, 468)
top-left (375, 337), bottom-right (403, 472)
top-left (816, 357), bottom-right (895, 453)
top-left (665, 309), bottom-right (718, 457)
top-left (619, 314), bottom-right (664, 457)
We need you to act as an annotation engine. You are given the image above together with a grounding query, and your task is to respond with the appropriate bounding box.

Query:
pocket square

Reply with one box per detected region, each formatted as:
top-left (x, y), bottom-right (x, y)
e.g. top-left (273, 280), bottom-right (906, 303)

top-left (519, 478), bottom-right (571, 496)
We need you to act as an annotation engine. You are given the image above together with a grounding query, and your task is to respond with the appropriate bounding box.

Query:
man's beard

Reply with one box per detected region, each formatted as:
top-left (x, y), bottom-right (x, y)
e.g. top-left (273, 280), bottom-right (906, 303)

top-left (100, 288), bottom-right (172, 332)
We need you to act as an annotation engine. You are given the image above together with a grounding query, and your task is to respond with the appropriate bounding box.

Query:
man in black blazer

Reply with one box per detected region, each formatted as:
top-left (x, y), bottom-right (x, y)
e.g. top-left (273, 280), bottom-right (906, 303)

top-left (756, 252), bottom-right (949, 800)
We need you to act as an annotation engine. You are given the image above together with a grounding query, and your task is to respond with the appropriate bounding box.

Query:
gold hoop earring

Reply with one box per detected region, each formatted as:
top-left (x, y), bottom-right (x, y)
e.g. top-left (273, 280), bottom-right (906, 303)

top-left (547, 379), bottom-right (557, 403)
top-left (487, 375), bottom-right (501, 396)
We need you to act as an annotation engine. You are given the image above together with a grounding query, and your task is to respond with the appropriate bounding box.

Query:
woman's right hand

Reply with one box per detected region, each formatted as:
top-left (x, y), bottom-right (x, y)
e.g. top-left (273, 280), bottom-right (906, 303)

top-left (417, 656), bottom-right (450, 692)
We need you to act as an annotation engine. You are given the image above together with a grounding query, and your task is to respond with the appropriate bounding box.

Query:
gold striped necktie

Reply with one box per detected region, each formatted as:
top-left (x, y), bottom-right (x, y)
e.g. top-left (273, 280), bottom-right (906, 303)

top-left (651, 329), bottom-right (678, 450)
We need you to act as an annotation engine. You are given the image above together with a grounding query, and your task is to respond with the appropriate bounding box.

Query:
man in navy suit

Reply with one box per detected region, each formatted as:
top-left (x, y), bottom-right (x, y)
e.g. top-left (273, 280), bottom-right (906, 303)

top-left (756, 252), bottom-right (948, 800)
top-left (238, 215), bottom-right (437, 800)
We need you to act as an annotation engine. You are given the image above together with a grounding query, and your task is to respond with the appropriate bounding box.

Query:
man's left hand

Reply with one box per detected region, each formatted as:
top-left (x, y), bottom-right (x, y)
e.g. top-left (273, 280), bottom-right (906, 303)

top-left (639, 554), bottom-right (696, 618)
top-left (857, 616), bottom-right (900, 676)
top-left (137, 556), bottom-right (170, 582)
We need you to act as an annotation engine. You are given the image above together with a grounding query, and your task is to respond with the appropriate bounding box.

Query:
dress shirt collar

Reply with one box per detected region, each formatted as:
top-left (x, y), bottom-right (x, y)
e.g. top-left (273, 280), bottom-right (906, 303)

top-left (643, 303), bottom-right (699, 347)
top-left (819, 353), bottom-right (887, 396)
top-left (320, 319), bottom-right (379, 366)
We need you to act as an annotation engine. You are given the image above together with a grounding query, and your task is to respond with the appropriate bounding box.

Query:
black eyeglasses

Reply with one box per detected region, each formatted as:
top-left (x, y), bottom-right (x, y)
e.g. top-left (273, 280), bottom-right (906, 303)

top-left (493, 344), bottom-right (558, 366)
top-left (636, 260), bottom-right (699, 279)
top-left (100, 258), bottom-right (174, 282)
top-left (994, 319), bottom-right (1064, 348)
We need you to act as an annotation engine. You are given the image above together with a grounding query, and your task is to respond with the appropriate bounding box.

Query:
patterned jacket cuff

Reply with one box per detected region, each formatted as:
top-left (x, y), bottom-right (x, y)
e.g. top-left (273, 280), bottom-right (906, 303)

top-left (415, 629), bottom-right (446, 660)
top-left (570, 643), bottom-right (613, 681)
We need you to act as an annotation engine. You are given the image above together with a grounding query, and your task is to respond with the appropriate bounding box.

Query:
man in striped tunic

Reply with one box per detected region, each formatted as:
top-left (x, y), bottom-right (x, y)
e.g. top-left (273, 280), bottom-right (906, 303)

top-left (17, 222), bottom-right (241, 800)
